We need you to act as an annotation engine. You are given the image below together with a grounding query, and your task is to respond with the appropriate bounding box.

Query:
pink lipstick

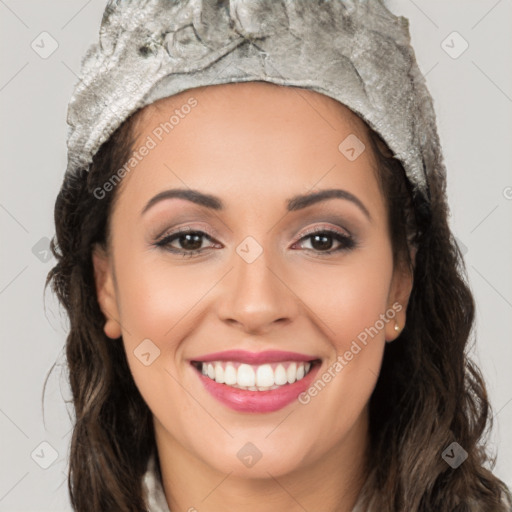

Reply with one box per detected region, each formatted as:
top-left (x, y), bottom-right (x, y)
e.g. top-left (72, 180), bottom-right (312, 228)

top-left (190, 350), bottom-right (321, 413)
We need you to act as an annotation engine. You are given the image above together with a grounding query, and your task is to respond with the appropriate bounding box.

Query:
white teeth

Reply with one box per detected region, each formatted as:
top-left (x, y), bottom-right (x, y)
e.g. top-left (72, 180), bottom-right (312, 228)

top-left (198, 360), bottom-right (314, 391)
top-left (256, 364), bottom-right (274, 387)
top-left (224, 364), bottom-right (237, 386)
top-left (286, 362), bottom-right (297, 384)
top-left (214, 363), bottom-right (224, 384)
top-left (274, 364), bottom-right (288, 385)
top-left (237, 364), bottom-right (255, 387)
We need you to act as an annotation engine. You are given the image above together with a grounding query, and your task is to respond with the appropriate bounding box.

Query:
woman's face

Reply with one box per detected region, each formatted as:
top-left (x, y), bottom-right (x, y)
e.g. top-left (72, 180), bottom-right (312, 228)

top-left (93, 82), bottom-right (413, 481)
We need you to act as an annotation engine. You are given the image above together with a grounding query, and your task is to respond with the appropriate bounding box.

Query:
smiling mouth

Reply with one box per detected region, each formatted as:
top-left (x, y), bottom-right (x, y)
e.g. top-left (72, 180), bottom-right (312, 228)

top-left (191, 359), bottom-right (321, 392)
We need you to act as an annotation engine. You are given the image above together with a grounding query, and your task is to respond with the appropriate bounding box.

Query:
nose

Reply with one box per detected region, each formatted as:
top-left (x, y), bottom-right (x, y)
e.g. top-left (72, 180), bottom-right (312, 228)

top-left (216, 247), bottom-right (298, 335)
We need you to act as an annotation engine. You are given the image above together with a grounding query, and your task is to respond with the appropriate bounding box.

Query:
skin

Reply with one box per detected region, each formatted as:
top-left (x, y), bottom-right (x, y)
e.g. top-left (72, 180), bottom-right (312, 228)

top-left (93, 82), bottom-right (414, 512)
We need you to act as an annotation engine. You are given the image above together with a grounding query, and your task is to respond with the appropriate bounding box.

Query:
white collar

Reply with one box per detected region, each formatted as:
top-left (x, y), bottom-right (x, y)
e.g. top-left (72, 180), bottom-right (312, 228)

top-left (142, 453), bottom-right (171, 512)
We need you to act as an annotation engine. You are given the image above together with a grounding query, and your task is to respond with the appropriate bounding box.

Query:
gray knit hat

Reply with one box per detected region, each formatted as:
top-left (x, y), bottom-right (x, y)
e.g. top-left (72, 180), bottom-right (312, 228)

top-left (65, 0), bottom-right (445, 216)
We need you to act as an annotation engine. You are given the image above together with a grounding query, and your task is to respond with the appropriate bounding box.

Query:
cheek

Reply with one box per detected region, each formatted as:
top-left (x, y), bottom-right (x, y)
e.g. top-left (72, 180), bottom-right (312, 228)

top-left (112, 256), bottom-right (206, 435)
top-left (290, 243), bottom-right (393, 432)
top-left (111, 246), bottom-right (224, 410)
top-left (300, 243), bottom-right (394, 352)
top-left (114, 249), bottom-right (214, 347)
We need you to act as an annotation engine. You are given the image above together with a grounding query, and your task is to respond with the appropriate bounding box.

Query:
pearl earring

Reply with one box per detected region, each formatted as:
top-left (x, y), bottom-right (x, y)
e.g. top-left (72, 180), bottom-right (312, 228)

top-left (394, 322), bottom-right (400, 332)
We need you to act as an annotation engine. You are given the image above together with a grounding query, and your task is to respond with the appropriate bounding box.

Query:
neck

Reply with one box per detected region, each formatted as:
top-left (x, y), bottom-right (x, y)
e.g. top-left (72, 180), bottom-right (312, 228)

top-left (154, 410), bottom-right (369, 512)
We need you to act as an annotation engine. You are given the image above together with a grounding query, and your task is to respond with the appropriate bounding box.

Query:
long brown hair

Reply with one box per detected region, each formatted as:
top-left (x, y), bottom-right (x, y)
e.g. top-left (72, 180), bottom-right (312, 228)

top-left (45, 102), bottom-right (512, 511)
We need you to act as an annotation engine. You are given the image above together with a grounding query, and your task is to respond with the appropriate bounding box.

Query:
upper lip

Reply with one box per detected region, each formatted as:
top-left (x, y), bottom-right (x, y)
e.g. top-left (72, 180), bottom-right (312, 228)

top-left (190, 350), bottom-right (319, 365)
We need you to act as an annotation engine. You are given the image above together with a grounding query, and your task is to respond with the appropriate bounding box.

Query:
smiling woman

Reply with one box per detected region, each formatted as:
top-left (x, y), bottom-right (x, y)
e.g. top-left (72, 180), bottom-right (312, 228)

top-left (46, 1), bottom-right (511, 512)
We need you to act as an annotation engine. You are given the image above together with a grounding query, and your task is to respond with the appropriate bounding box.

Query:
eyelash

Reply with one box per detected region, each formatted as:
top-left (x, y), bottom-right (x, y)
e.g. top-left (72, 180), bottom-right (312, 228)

top-left (154, 225), bottom-right (356, 258)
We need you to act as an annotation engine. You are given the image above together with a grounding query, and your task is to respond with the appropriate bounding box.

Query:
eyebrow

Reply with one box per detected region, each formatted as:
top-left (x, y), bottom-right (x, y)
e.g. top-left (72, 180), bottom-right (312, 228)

top-left (141, 187), bottom-right (371, 221)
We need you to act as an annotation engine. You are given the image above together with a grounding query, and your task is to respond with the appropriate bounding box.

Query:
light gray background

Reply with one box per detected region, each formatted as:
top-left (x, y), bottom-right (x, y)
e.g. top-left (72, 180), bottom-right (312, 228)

top-left (1, 1), bottom-right (511, 510)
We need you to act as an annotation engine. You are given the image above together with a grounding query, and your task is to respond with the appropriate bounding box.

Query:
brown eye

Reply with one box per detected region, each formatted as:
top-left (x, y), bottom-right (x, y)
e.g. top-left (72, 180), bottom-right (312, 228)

top-left (155, 229), bottom-right (218, 257)
top-left (293, 228), bottom-right (356, 255)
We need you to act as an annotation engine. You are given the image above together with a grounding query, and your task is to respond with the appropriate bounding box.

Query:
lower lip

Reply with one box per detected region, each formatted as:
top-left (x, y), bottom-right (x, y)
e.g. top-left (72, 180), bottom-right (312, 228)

top-left (193, 362), bottom-right (321, 413)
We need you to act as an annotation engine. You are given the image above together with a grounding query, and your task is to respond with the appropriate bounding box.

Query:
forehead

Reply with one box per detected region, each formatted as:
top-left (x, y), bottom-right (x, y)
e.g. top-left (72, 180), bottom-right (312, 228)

top-left (137, 81), bottom-right (369, 137)
top-left (113, 81), bottom-right (382, 219)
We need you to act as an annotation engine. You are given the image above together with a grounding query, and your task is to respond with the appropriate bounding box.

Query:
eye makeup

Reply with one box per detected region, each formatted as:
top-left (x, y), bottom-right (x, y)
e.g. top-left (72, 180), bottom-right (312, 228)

top-left (152, 223), bottom-right (358, 259)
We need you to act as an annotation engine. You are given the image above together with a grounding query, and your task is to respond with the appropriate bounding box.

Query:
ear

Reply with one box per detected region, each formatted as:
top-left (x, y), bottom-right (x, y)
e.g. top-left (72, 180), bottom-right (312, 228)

top-left (92, 244), bottom-right (122, 339)
top-left (385, 248), bottom-right (416, 342)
